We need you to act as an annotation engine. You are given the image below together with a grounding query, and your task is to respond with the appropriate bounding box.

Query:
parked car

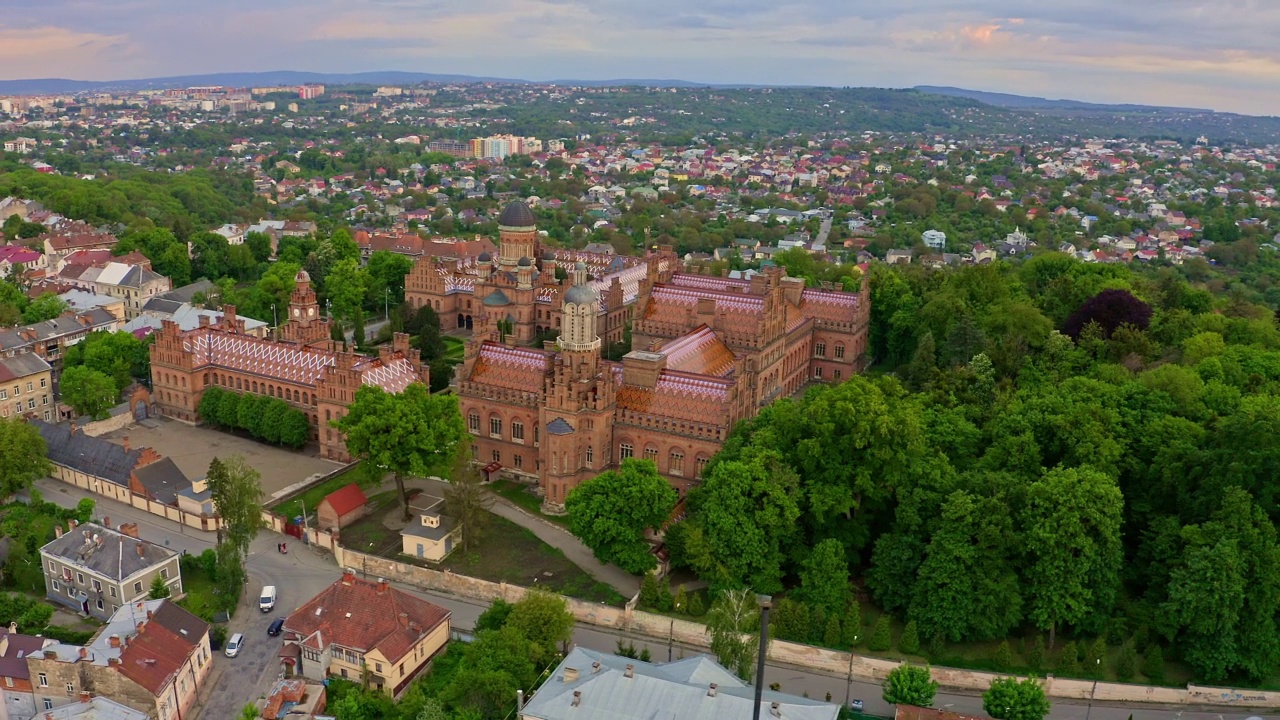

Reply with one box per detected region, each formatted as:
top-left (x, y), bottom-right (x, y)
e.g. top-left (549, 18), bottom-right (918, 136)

top-left (225, 633), bottom-right (244, 658)
top-left (260, 585), bottom-right (277, 613)
top-left (267, 618), bottom-right (284, 637)
top-left (849, 700), bottom-right (864, 712)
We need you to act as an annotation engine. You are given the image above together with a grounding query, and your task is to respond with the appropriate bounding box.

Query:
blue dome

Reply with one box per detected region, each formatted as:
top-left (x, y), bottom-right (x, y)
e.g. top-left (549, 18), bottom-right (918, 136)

top-left (482, 289), bottom-right (511, 307)
top-left (565, 282), bottom-right (599, 306)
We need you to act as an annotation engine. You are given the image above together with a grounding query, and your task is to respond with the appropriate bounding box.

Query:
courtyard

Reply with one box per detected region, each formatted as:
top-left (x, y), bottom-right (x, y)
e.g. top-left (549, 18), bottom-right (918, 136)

top-left (99, 418), bottom-right (342, 498)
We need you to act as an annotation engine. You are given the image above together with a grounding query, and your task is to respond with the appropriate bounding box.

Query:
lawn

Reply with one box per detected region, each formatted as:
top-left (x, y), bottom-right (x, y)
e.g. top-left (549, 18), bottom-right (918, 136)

top-left (442, 336), bottom-right (465, 362)
top-left (489, 480), bottom-right (569, 529)
top-left (439, 514), bottom-right (625, 606)
top-left (270, 462), bottom-right (366, 522)
top-left (326, 491), bottom-right (404, 557)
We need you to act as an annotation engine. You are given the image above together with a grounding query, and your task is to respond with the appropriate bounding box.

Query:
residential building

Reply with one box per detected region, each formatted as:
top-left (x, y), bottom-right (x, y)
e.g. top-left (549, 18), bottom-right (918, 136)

top-left (33, 423), bottom-right (210, 530)
top-left (124, 300), bottom-right (269, 339)
top-left (0, 354), bottom-right (53, 421)
top-left (59, 262), bottom-right (171, 320)
top-left (258, 678), bottom-right (327, 720)
top-left (26, 600), bottom-right (211, 720)
top-left (35, 695), bottom-right (150, 720)
top-left (0, 626), bottom-right (55, 720)
top-left (0, 308), bottom-right (120, 373)
top-left (40, 521), bottom-right (182, 620)
top-left (519, 647), bottom-right (839, 720)
top-left (408, 201), bottom-right (868, 509)
top-left (57, 290), bottom-right (125, 323)
top-left (40, 231), bottom-right (117, 264)
top-left (399, 497), bottom-right (462, 562)
top-left (281, 572), bottom-right (451, 698)
top-left (0, 246), bottom-right (46, 280)
top-left (148, 272), bottom-right (429, 461)
top-left (921, 229), bottom-right (947, 250)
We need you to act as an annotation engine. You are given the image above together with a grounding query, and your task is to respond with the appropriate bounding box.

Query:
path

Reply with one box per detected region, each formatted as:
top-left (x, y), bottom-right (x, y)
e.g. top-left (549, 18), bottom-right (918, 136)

top-left (482, 489), bottom-right (640, 597)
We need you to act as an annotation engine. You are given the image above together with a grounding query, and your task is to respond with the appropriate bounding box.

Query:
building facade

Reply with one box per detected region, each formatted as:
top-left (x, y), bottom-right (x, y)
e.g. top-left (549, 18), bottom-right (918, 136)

top-left (148, 270), bottom-right (429, 461)
top-left (40, 522), bottom-right (182, 621)
top-left (410, 201), bottom-right (870, 510)
top-left (0, 354), bottom-right (53, 422)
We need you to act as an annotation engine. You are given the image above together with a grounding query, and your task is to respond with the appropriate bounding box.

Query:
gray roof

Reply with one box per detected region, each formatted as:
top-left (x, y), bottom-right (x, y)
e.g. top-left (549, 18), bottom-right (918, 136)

top-left (498, 200), bottom-right (536, 228)
top-left (522, 647), bottom-right (839, 720)
top-left (0, 352), bottom-right (51, 381)
top-left (0, 308), bottom-right (117, 353)
top-left (156, 279), bottom-right (214, 304)
top-left (59, 289), bottom-right (121, 312)
top-left (40, 522), bottom-right (177, 582)
top-left (35, 421), bottom-right (140, 486)
top-left (400, 514), bottom-right (458, 542)
top-left (132, 458), bottom-right (190, 506)
top-left (546, 418), bottom-right (574, 435)
top-left (40, 696), bottom-right (151, 720)
top-left (564, 279), bottom-right (599, 307)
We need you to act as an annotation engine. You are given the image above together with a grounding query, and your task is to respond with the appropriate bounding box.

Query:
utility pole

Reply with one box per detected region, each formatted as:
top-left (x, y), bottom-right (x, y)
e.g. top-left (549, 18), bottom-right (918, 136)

top-left (752, 595), bottom-right (772, 720)
top-left (385, 287), bottom-right (390, 323)
top-left (668, 620), bottom-right (674, 662)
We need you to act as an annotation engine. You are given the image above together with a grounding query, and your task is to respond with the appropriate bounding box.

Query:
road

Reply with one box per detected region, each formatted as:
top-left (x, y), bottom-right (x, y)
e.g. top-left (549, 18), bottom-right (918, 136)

top-left (30, 479), bottom-right (1279, 720)
top-left (816, 214), bottom-right (834, 248)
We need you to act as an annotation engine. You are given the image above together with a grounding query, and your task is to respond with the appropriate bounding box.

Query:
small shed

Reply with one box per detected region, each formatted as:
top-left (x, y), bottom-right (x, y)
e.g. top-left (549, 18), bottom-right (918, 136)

top-left (316, 483), bottom-right (368, 532)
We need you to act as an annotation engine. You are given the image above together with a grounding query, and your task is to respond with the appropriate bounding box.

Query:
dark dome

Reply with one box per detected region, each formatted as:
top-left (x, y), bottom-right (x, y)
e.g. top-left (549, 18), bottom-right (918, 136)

top-left (542, 250), bottom-right (556, 261)
top-left (498, 200), bottom-right (536, 228)
top-left (565, 282), bottom-right (599, 306)
top-left (518, 256), bottom-right (532, 267)
top-left (477, 251), bottom-right (492, 262)
top-left (482, 289), bottom-right (511, 307)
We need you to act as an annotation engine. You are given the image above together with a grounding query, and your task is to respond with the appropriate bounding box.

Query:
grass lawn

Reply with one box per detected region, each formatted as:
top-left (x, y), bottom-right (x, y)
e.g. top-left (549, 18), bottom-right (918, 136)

top-left (176, 566), bottom-right (225, 622)
top-left (442, 336), bottom-right (465, 362)
top-left (489, 480), bottom-right (569, 529)
top-left (270, 463), bottom-right (365, 521)
top-left (328, 491), bottom-right (404, 557)
top-left (439, 513), bottom-right (626, 606)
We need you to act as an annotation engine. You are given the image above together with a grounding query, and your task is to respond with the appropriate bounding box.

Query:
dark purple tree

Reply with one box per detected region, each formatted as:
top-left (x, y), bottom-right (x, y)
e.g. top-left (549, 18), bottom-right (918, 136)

top-left (1062, 289), bottom-right (1153, 340)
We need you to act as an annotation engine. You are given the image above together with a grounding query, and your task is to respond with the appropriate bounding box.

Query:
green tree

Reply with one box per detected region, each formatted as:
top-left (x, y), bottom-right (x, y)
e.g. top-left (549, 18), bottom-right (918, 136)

top-left (899, 620), bottom-right (920, 654)
top-left (442, 454), bottom-right (492, 552)
top-left (205, 456), bottom-right (264, 558)
top-left (239, 703), bottom-right (258, 720)
top-left (994, 640), bottom-right (1013, 671)
top-left (1021, 467), bottom-right (1123, 647)
top-left (705, 588), bottom-right (763, 682)
top-left (63, 331), bottom-right (151, 393)
top-left (824, 615), bottom-right (842, 648)
top-left (1142, 645), bottom-right (1164, 683)
top-left (687, 593), bottom-right (705, 617)
top-left (882, 663), bottom-right (937, 707)
top-left (335, 383), bottom-right (468, 520)
top-left (1027, 636), bottom-right (1046, 672)
top-left (842, 601), bottom-right (863, 647)
top-left (1114, 644), bottom-right (1137, 682)
top-left (325, 257), bottom-right (368, 322)
top-left (566, 459), bottom-right (678, 574)
top-left (983, 677), bottom-right (1051, 720)
top-left (868, 615), bottom-right (892, 652)
top-left (796, 538), bottom-right (849, 616)
top-left (474, 598), bottom-right (513, 633)
top-left (1084, 637), bottom-right (1107, 678)
top-left (59, 366), bottom-right (118, 420)
top-left (148, 573), bottom-right (171, 599)
top-left (506, 588), bottom-right (574, 666)
top-left (21, 293), bottom-right (68, 323)
top-left (0, 418), bottom-right (51, 498)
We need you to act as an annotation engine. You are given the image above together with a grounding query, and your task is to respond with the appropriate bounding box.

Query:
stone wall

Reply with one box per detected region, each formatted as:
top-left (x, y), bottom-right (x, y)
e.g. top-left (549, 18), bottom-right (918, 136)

top-left (327, 549), bottom-right (1280, 710)
top-left (78, 412), bottom-right (133, 437)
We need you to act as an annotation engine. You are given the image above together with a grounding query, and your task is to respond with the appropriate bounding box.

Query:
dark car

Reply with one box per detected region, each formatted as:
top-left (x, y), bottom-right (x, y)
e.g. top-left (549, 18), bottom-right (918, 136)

top-left (267, 618), bottom-right (284, 636)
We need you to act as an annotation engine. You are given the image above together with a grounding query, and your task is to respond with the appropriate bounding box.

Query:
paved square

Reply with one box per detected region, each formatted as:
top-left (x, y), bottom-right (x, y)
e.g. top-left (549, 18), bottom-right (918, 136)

top-left (99, 418), bottom-right (342, 497)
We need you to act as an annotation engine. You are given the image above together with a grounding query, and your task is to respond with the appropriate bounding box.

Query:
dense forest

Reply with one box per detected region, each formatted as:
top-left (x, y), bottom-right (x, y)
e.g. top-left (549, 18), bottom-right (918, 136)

top-left (661, 255), bottom-right (1280, 686)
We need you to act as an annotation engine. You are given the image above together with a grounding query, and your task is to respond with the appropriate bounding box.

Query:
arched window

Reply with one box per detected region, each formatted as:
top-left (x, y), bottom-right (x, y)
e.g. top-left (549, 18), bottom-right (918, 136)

top-left (489, 415), bottom-right (502, 438)
top-left (696, 455), bottom-right (710, 477)
top-left (585, 445), bottom-right (594, 468)
top-left (619, 442), bottom-right (633, 460)
top-left (669, 450), bottom-right (684, 477)
top-left (512, 421), bottom-right (524, 442)
top-left (252, 381), bottom-right (258, 393)
top-left (643, 445), bottom-right (658, 462)
top-left (468, 412), bottom-right (480, 433)
top-left (834, 343), bottom-right (845, 359)
top-left (325, 409), bottom-right (331, 421)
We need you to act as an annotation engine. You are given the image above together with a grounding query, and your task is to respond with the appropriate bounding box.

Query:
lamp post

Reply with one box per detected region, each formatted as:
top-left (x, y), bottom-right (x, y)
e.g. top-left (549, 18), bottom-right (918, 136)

top-left (384, 287), bottom-right (390, 323)
top-left (271, 304), bottom-right (277, 328)
top-left (844, 633), bottom-right (860, 707)
top-left (751, 595), bottom-right (772, 720)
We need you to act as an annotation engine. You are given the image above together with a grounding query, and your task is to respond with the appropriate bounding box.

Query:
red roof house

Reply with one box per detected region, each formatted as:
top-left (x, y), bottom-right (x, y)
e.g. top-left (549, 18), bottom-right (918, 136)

top-left (316, 483), bottom-right (368, 531)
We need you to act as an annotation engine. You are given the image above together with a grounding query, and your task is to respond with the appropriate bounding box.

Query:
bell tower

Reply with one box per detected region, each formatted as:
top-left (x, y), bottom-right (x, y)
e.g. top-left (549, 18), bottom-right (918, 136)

top-left (280, 269), bottom-right (330, 345)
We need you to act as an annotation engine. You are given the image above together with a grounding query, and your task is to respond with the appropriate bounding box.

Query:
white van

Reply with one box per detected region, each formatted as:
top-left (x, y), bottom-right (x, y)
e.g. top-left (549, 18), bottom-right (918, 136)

top-left (225, 633), bottom-right (244, 658)
top-left (259, 585), bottom-right (277, 613)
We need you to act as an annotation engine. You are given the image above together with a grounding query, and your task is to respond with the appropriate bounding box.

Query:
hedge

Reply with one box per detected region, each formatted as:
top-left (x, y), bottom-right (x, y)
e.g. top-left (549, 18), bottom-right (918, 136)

top-left (197, 387), bottom-right (310, 448)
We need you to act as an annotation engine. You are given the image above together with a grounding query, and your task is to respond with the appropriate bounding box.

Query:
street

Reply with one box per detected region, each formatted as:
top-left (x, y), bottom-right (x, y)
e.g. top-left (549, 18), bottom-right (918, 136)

top-left (29, 478), bottom-right (1279, 720)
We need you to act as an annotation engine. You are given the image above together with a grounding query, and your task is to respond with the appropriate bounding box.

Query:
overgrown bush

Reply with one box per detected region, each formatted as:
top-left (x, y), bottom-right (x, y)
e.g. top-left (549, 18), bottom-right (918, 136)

top-left (198, 387), bottom-right (309, 447)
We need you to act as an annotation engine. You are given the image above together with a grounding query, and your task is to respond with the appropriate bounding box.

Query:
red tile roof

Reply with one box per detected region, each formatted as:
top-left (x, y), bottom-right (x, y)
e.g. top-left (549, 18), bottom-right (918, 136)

top-left (468, 342), bottom-right (554, 393)
top-left (657, 326), bottom-right (736, 377)
top-left (284, 574), bottom-right (450, 665)
top-left (117, 622), bottom-right (192, 695)
top-left (320, 483), bottom-right (367, 517)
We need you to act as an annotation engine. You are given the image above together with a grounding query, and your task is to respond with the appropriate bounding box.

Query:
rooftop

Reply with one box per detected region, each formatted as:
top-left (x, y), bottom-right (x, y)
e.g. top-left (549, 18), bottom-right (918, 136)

top-left (40, 522), bottom-right (178, 581)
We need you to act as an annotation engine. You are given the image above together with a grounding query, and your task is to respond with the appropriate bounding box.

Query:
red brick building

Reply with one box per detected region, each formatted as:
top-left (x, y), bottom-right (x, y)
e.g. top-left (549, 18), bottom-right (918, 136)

top-left (148, 270), bottom-right (429, 460)
top-left (426, 201), bottom-right (870, 511)
top-left (316, 483), bottom-right (368, 531)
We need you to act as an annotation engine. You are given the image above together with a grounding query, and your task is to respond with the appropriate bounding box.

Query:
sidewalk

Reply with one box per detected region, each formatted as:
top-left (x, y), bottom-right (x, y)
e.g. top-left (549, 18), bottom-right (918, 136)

top-left (484, 491), bottom-right (640, 598)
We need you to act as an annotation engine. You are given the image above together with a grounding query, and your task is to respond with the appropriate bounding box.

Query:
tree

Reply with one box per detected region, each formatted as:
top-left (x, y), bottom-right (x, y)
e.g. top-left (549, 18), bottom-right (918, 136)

top-left (325, 257), bottom-right (368, 323)
top-left (21, 293), bottom-right (68, 323)
top-left (352, 307), bottom-right (365, 347)
top-left (0, 418), bottom-right (50, 498)
top-left (796, 538), bottom-right (850, 616)
top-left (1021, 467), bottom-right (1123, 647)
top-left (335, 383), bottom-right (468, 520)
top-left (506, 588), bottom-right (575, 666)
top-left (705, 589), bottom-right (762, 682)
top-left (842, 601), bottom-right (863, 647)
top-left (994, 640), bottom-right (1013, 671)
top-left (983, 677), bottom-right (1051, 720)
top-left (148, 573), bottom-right (171, 599)
top-left (59, 366), bottom-right (118, 420)
top-left (239, 703), bottom-right (259, 720)
top-left (1142, 644), bottom-right (1164, 682)
top-left (205, 456), bottom-right (264, 558)
top-left (442, 454), bottom-right (492, 552)
top-left (565, 459), bottom-right (678, 574)
top-left (63, 331), bottom-right (151, 394)
top-left (1115, 644), bottom-right (1137, 682)
top-left (824, 615), bottom-right (842, 647)
top-left (868, 615), bottom-right (892, 652)
top-left (882, 663), bottom-right (937, 707)
top-left (899, 620), bottom-right (920, 654)
top-left (416, 306), bottom-right (446, 363)
top-left (1062, 289), bottom-right (1152, 340)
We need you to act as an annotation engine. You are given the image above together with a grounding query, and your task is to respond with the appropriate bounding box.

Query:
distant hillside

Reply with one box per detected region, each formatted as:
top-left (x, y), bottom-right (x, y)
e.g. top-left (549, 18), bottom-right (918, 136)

top-left (915, 85), bottom-right (1211, 114)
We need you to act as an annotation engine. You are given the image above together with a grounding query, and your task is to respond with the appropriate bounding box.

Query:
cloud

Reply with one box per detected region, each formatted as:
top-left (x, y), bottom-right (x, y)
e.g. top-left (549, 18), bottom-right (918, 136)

top-left (1, 1), bottom-right (1279, 115)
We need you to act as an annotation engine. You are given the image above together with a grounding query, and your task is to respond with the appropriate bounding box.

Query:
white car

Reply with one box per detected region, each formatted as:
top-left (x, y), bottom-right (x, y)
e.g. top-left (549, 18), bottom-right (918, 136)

top-left (225, 633), bottom-right (244, 658)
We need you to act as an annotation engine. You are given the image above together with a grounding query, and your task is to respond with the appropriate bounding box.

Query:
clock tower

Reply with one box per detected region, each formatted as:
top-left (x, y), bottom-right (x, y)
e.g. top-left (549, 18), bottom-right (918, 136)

top-left (279, 269), bottom-right (331, 345)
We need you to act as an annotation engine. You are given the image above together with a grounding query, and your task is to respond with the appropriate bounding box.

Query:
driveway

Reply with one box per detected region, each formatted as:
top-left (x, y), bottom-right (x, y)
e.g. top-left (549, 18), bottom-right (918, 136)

top-left (98, 417), bottom-right (341, 497)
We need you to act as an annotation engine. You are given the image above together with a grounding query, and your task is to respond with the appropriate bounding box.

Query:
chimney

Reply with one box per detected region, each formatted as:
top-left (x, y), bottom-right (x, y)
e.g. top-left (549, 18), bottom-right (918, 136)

top-left (78, 647), bottom-right (87, 659)
top-left (43, 650), bottom-right (56, 659)
top-left (708, 683), bottom-right (718, 697)
top-left (108, 635), bottom-right (121, 648)
top-left (146, 610), bottom-right (153, 621)
top-left (108, 657), bottom-right (121, 666)
top-left (136, 622), bottom-right (146, 634)
top-left (102, 517), bottom-right (109, 529)
top-left (69, 519), bottom-right (78, 530)
top-left (55, 526), bottom-right (63, 539)
top-left (135, 543), bottom-right (145, 558)
top-left (571, 691), bottom-right (582, 708)
top-left (78, 691), bottom-right (91, 703)
top-left (377, 579), bottom-right (389, 595)
top-left (69, 421), bottom-right (77, 435)
top-left (623, 664), bottom-right (634, 679)
top-left (122, 436), bottom-right (130, 452)
top-left (591, 661), bottom-right (601, 674)
top-left (770, 702), bottom-right (782, 718)
top-left (7, 621), bottom-right (16, 634)
top-left (341, 570), bottom-right (355, 585)
top-left (119, 523), bottom-right (139, 539)
top-left (398, 612), bottom-right (408, 627)
top-left (563, 667), bottom-right (579, 683)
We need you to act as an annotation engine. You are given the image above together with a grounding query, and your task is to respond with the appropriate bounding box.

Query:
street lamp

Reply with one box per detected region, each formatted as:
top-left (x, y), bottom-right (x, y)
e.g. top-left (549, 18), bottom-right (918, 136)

top-left (271, 304), bottom-right (277, 328)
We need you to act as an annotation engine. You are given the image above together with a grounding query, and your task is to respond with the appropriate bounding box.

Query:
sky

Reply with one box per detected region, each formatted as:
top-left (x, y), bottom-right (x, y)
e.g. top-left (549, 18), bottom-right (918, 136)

top-left (1, 0), bottom-right (1277, 116)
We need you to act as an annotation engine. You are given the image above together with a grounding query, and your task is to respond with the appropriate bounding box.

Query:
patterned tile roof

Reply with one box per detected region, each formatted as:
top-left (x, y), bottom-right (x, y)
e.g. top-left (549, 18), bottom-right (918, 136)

top-left (354, 355), bottom-right (422, 394)
top-left (617, 371), bottom-right (732, 424)
top-left (667, 273), bottom-right (751, 292)
top-left (642, 286), bottom-right (765, 328)
top-left (468, 342), bottom-right (553, 393)
top-left (658, 326), bottom-right (736, 377)
top-left (546, 417), bottom-right (574, 435)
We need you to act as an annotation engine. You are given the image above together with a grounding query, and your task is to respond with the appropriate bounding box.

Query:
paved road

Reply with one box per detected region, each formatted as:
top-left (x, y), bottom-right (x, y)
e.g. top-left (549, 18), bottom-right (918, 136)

top-left (816, 214), bottom-right (834, 248)
top-left (31, 479), bottom-right (1280, 720)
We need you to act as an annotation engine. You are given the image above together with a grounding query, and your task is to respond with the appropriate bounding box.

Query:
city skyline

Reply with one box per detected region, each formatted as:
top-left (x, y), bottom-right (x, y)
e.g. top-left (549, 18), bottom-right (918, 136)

top-left (0, 1), bottom-right (1277, 116)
